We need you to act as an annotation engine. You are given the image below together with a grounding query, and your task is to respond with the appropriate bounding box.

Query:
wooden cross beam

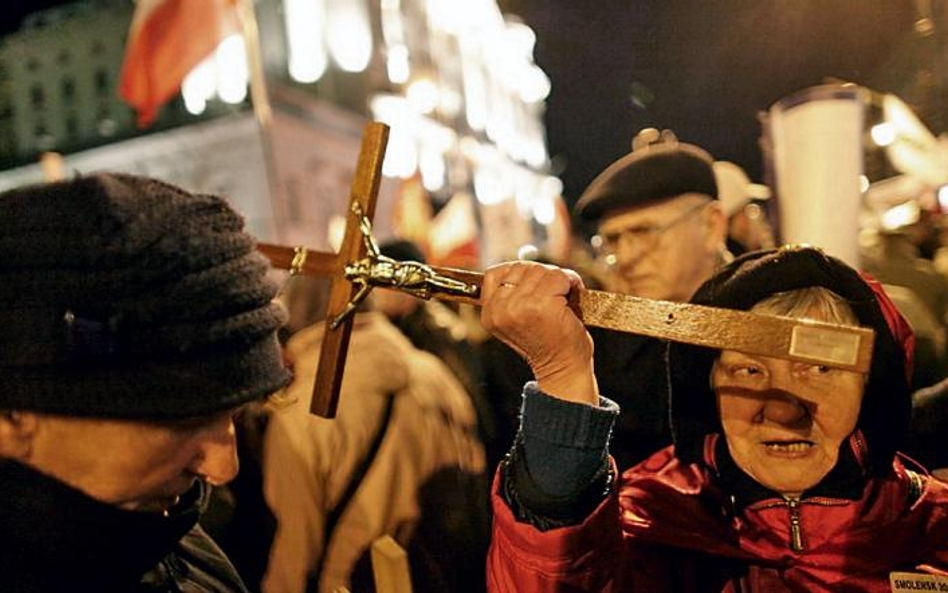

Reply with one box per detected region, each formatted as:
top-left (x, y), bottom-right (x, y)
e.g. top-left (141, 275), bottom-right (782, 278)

top-left (326, 536), bottom-right (414, 593)
top-left (258, 121), bottom-right (875, 419)
top-left (259, 122), bottom-right (388, 417)
top-left (370, 536), bottom-right (414, 593)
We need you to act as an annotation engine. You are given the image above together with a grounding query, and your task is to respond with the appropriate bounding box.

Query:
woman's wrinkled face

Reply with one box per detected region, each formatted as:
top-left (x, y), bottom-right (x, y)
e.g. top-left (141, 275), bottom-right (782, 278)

top-left (712, 350), bottom-right (865, 496)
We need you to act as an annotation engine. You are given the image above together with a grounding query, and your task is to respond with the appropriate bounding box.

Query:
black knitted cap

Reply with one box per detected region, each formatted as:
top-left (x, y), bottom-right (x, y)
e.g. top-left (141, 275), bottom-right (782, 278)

top-left (669, 246), bottom-right (912, 475)
top-left (0, 173), bottom-right (291, 420)
top-left (574, 143), bottom-right (718, 221)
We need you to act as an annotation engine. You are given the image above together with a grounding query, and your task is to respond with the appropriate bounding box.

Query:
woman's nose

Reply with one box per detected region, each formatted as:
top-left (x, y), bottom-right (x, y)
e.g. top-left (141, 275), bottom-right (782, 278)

top-left (189, 420), bottom-right (239, 486)
top-left (761, 394), bottom-right (809, 427)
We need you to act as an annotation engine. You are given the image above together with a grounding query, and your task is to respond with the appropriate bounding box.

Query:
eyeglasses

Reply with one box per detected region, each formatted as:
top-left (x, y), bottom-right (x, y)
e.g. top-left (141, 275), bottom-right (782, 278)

top-left (592, 200), bottom-right (708, 266)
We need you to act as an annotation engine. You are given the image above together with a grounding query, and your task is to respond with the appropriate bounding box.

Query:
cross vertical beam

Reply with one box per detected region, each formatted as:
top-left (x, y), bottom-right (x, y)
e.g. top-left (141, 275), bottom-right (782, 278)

top-left (370, 536), bottom-right (414, 593)
top-left (310, 122), bottom-right (389, 417)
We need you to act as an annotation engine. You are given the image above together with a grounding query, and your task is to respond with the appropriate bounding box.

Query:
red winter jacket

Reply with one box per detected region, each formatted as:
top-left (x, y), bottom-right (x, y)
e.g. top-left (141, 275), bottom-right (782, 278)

top-left (488, 446), bottom-right (948, 592)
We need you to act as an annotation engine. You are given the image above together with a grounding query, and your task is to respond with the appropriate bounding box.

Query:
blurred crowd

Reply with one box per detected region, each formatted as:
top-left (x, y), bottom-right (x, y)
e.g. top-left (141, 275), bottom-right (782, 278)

top-left (7, 126), bottom-right (948, 592)
top-left (208, 128), bottom-right (948, 591)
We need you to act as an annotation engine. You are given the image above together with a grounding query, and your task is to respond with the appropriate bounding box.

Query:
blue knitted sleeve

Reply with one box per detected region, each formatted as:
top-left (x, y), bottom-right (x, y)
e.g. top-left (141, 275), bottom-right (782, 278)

top-left (501, 382), bottom-right (619, 526)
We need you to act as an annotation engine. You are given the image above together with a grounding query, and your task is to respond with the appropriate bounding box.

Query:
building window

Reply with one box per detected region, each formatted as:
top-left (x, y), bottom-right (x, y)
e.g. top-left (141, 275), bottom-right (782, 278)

top-left (58, 50), bottom-right (70, 66)
top-left (62, 78), bottom-right (76, 101)
top-left (95, 69), bottom-right (109, 96)
top-left (91, 41), bottom-right (105, 56)
top-left (26, 57), bottom-right (40, 72)
top-left (30, 84), bottom-right (45, 109)
top-left (35, 122), bottom-right (55, 149)
top-left (97, 106), bottom-right (116, 137)
top-left (66, 114), bottom-right (79, 138)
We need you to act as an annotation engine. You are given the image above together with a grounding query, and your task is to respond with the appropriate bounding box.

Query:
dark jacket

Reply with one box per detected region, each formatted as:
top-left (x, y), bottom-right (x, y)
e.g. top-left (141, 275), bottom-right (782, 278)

top-left (591, 329), bottom-right (671, 469)
top-left (483, 329), bottom-right (671, 471)
top-left (0, 460), bottom-right (248, 593)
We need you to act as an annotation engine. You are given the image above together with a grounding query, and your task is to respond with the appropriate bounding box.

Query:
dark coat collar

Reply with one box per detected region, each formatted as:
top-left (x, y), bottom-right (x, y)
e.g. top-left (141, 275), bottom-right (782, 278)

top-left (0, 459), bottom-right (205, 590)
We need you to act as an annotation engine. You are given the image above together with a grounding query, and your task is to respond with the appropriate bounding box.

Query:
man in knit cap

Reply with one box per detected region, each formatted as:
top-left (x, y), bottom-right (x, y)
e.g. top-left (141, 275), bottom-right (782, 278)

top-left (571, 129), bottom-right (729, 467)
top-left (0, 173), bottom-right (291, 592)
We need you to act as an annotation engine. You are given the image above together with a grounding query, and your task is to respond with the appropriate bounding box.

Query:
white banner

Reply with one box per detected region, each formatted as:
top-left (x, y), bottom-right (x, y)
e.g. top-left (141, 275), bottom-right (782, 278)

top-left (769, 85), bottom-right (867, 266)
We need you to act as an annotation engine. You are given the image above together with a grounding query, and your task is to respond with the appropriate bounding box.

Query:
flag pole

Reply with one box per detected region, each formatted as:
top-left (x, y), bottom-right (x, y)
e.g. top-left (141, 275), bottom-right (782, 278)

top-left (235, 0), bottom-right (287, 242)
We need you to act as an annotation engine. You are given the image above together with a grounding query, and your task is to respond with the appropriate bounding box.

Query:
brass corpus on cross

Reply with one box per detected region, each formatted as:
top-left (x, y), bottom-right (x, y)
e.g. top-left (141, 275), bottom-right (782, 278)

top-left (258, 121), bottom-right (875, 420)
top-left (329, 201), bottom-right (479, 331)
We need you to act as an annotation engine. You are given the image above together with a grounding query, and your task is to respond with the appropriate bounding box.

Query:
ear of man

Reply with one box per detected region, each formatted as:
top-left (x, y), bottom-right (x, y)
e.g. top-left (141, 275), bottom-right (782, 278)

top-left (0, 410), bottom-right (38, 460)
top-left (700, 201), bottom-right (729, 253)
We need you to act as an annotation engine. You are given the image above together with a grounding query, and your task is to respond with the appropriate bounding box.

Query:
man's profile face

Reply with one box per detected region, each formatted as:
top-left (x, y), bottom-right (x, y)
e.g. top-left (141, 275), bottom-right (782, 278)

top-left (20, 407), bottom-right (243, 513)
top-left (596, 194), bottom-right (722, 302)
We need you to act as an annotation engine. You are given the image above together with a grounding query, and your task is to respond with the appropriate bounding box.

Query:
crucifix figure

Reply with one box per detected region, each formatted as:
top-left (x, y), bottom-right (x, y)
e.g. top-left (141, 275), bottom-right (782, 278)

top-left (258, 122), bottom-right (874, 418)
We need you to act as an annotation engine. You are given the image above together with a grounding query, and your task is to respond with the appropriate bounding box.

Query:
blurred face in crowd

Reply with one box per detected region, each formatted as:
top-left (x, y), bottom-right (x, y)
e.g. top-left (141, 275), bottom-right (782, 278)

top-left (711, 289), bottom-right (866, 496)
top-left (728, 203), bottom-right (775, 254)
top-left (0, 406), bottom-right (243, 513)
top-left (596, 193), bottom-right (726, 302)
top-left (372, 287), bottom-right (421, 320)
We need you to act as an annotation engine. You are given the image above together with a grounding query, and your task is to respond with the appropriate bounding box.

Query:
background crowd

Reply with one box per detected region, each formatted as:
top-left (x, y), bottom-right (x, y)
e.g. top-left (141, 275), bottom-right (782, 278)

top-left (6, 124), bottom-right (948, 592)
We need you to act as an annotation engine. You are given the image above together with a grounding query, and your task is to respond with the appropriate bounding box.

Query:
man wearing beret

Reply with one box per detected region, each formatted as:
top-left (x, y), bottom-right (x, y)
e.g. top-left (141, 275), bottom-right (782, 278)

top-left (573, 134), bottom-right (729, 467)
top-left (0, 174), bottom-right (291, 592)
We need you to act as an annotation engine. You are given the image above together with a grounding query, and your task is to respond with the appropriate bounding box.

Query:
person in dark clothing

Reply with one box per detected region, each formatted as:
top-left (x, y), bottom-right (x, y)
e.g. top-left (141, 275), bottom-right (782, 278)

top-left (0, 173), bottom-right (291, 592)
top-left (907, 376), bottom-right (948, 472)
top-left (583, 330), bottom-right (672, 468)
top-left (573, 131), bottom-right (729, 468)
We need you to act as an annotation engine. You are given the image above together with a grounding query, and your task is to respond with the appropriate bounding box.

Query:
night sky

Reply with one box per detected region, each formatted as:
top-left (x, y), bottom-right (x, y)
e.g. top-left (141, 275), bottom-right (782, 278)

top-left (503, 0), bottom-right (920, 207)
top-left (0, 0), bottom-right (70, 33)
top-left (502, 0), bottom-right (915, 210)
top-left (2, 1), bottom-right (923, 207)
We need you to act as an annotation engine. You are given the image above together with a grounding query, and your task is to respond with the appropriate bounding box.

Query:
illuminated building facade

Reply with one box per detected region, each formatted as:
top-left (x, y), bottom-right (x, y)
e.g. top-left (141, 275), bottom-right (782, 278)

top-left (0, 0), bottom-right (563, 263)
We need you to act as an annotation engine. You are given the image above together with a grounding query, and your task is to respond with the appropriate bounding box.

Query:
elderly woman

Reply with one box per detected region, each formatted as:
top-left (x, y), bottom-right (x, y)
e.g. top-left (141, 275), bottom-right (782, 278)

top-left (480, 246), bottom-right (948, 592)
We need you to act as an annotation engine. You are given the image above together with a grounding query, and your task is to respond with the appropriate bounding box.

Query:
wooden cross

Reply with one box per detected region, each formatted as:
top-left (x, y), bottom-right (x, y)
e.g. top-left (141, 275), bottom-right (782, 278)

top-left (327, 536), bottom-right (413, 593)
top-left (370, 536), bottom-right (414, 593)
top-left (258, 121), bottom-right (875, 419)
top-left (258, 122), bottom-right (389, 417)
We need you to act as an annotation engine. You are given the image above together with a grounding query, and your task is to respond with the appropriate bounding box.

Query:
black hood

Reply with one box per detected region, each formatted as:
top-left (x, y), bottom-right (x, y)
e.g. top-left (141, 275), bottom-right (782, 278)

top-left (669, 246), bottom-right (913, 475)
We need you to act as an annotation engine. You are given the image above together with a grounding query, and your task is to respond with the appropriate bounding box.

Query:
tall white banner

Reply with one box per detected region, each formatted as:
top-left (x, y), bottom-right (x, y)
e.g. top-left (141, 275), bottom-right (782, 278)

top-left (768, 85), bottom-right (867, 266)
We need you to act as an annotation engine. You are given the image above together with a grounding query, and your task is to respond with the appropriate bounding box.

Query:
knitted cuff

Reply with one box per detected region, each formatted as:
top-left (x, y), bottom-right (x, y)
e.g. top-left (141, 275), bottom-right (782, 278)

top-left (521, 382), bottom-right (618, 446)
top-left (518, 382), bottom-right (618, 498)
top-left (502, 438), bottom-right (614, 529)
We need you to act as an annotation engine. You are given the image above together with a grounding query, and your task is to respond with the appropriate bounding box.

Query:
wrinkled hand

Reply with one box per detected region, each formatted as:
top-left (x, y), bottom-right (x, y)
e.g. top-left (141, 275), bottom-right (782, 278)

top-left (481, 262), bottom-right (598, 405)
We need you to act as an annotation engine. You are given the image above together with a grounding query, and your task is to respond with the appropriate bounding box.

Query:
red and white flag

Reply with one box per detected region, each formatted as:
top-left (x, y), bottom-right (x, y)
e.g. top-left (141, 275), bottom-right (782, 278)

top-left (429, 190), bottom-right (481, 269)
top-left (119, 0), bottom-right (240, 127)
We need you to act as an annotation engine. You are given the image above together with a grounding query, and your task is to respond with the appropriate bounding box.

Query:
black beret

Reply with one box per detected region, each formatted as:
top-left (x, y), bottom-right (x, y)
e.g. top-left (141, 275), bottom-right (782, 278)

top-left (669, 246), bottom-right (912, 476)
top-left (0, 173), bottom-right (291, 420)
top-left (574, 143), bottom-right (718, 221)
